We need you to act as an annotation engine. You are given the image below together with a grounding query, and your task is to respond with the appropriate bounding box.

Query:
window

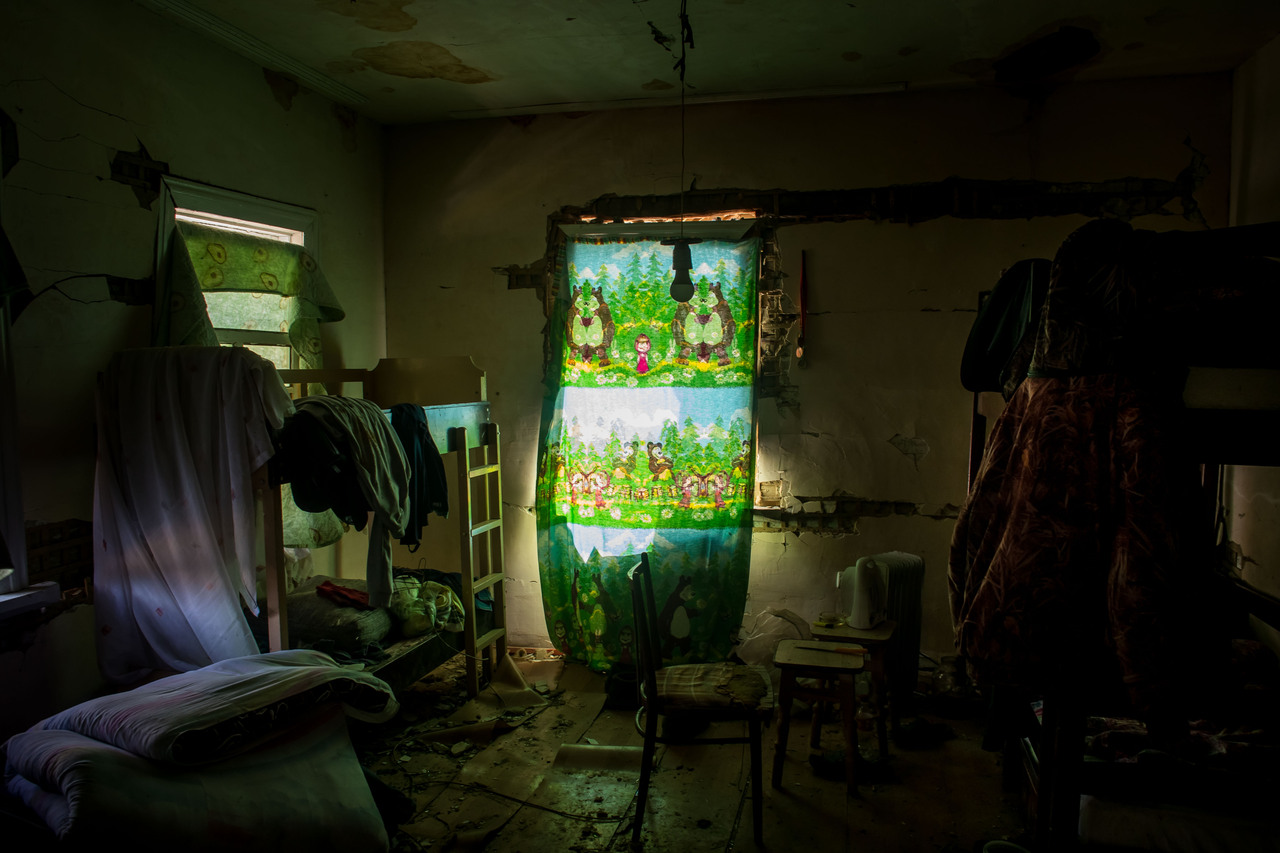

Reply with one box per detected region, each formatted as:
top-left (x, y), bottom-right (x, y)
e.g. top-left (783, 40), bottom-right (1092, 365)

top-left (156, 178), bottom-right (342, 370)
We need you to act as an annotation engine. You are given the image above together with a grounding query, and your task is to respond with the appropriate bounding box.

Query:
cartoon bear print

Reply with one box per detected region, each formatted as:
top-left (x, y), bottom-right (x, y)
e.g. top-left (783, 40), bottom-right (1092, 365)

top-left (672, 281), bottom-right (736, 366)
top-left (658, 575), bottom-right (700, 658)
top-left (566, 285), bottom-right (616, 366)
top-left (553, 619), bottom-right (570, 656)
top-left (646, 442), bottom-right (674, 487)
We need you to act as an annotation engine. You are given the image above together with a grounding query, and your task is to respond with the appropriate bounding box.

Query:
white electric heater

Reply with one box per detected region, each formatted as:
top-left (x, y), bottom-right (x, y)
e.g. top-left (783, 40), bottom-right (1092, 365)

top-left (838, 555), bottom-right (889, 630)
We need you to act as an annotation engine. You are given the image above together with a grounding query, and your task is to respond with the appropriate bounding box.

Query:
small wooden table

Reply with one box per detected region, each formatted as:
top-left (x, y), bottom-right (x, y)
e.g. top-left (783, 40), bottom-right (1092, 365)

top-left (810, 619), bottom-right (896, 758)
top-left (771, 637), bottom-right (865, 793)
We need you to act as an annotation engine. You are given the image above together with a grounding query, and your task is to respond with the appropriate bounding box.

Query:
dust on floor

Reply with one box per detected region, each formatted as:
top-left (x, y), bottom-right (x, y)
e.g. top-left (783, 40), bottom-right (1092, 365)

top-left (350, 655), bottom-right (1028, 853)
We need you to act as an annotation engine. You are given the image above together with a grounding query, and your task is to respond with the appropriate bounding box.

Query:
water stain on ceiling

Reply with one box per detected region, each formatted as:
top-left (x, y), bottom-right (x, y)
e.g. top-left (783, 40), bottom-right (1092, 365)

top-left (351, 41), bottom-right (495, 83)
top-left (316, 0), bottom-right (416, 33)
top-left (140, 0), bottom-right (1280, 123)
top-left (952, 19), bottom-right (1105, 90)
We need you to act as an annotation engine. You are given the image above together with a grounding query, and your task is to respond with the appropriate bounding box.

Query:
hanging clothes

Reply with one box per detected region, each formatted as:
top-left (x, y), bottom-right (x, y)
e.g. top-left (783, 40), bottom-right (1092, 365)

top-left (287, 396), bottom-right (411, 609)
top-left (948, 220), bottom-right (1228, 726)
top-left (388, 403), bottom-right (448, 551)
top-left (94, 347), bottom-right (293, 684)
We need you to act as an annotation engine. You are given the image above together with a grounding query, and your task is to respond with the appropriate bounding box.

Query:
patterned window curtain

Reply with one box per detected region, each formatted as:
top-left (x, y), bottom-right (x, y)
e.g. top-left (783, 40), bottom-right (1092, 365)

top-left (156, 220), bottom-right (349, 551)
top-left (536, 231), bottom-right (759, 670)
top-left (156, 220), bottom-right (345, 371)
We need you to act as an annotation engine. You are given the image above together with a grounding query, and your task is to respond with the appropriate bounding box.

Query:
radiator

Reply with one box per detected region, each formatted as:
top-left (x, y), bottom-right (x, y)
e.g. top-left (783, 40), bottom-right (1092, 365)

top-left (868, 551), bottom-right (925, 720)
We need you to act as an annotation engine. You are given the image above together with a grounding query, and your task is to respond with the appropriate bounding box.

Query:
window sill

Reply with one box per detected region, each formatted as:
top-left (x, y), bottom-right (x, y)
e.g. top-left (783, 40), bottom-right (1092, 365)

top-left (0, 581), bottom-right (61, 621)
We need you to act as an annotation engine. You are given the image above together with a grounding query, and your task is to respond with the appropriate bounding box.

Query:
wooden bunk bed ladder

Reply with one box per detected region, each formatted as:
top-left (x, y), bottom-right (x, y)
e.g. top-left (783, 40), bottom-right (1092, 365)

top-left (453, 422), bottom-right (508, 697)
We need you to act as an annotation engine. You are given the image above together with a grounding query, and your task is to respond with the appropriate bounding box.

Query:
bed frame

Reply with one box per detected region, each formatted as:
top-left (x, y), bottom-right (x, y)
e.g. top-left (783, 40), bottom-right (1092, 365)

top-left (961, 221), bottom-right (1280, 850)
top-left (266, 356), bottom-right (508, 697)
top-left (1020, 365), bottom-right (1280, 851)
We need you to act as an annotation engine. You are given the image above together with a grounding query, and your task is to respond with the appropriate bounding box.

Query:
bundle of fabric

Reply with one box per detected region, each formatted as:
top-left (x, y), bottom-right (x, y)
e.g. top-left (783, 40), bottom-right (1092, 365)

top-left (949, 219), bottom-right (1245, 731)
top-left (3, 649), bottom-right (398, 852)
top-left (388, 575), bottom-right (466, 638)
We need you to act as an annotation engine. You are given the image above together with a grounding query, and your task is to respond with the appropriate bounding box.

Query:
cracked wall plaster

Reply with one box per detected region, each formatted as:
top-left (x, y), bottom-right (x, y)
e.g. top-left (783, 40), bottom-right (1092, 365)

top-left (264, 68), bottom-right (303, 110)
top-left (889, 433), bottom-right (930, 469)
top-left (108, 143), bottom-right (168, 209)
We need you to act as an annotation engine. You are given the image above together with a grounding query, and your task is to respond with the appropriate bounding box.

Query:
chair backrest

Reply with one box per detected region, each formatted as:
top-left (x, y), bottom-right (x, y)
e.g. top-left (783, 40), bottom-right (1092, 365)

top-left (628, 553), bottom-right (663, 707)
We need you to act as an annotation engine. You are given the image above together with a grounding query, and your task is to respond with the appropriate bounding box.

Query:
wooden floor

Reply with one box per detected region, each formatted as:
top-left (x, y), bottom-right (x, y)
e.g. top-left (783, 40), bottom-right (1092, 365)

top-left (353, 657), bottom-right (1028, 853)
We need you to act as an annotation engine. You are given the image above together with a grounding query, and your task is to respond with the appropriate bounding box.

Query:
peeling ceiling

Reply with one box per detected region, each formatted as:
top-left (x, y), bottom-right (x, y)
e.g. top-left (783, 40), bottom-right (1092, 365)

top-left (135, 0), bottom-right (1280, 124)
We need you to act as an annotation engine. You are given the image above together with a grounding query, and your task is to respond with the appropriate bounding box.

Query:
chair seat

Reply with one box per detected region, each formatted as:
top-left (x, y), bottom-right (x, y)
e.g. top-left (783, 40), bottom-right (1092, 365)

top-left (654, 662), bottom-right (774, 713)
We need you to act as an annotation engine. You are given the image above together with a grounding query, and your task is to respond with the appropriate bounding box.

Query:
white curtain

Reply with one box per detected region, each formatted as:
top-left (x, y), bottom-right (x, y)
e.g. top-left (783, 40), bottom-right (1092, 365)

top-left (93, 347), bottom-right (293, 684)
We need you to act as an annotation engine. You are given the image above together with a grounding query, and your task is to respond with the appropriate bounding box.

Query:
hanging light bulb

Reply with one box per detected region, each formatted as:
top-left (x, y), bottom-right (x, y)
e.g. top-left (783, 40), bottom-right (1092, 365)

top-left (663, 0), bottom-right (699, 303)
top-left (663, 236), bottom-right (702, 302)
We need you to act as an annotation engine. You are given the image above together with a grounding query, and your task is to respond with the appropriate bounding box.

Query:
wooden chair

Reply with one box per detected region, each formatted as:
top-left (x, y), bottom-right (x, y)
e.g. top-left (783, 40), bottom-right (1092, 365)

top-left (627, 553), bottom-right (774, 845)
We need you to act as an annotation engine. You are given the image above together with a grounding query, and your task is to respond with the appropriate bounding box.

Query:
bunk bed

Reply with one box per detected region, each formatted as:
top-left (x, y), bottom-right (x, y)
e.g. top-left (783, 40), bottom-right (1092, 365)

top-left (272, 356), bottom-right (509, 698)
top-left (952, 219), bottom-right (1280, 852)
top-left (87, 349), bottom-right (505, 697)
top-left (14, 344), bottom-right (411, 848)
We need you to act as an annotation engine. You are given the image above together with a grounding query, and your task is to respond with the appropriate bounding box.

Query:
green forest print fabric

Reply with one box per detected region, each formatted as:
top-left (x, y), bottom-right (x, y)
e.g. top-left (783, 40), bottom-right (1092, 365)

top-left (537, 235), bottom-right (758, 671)
top-left (160, 221), bottom-right (344, 370)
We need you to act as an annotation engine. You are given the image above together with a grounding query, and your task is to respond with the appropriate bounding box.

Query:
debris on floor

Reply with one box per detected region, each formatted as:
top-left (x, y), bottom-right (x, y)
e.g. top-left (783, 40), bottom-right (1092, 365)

top-left (352, 656), bottom-right (1025, 853)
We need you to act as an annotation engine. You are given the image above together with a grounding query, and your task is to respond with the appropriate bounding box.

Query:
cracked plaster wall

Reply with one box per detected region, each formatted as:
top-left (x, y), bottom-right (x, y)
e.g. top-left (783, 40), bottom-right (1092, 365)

top-left (384, 71), bottom-right (1236, 659)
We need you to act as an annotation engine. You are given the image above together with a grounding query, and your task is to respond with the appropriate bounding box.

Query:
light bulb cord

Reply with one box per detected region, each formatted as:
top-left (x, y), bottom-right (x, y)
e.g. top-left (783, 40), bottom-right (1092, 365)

top-left (677, 0), bottom-right (692, 237)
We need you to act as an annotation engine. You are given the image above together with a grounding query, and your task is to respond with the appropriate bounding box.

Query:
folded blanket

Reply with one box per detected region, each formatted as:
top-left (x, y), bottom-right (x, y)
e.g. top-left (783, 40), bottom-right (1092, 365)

top-left (3, 650), bottom-right (396, 851)
top-left (31, 648), bottom-right (398, 765)
top-left (5, 706), bottom-right (388, 852)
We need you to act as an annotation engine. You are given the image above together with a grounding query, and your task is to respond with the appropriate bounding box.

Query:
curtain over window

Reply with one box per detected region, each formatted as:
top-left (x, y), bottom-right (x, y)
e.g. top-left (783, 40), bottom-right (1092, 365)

top-left (536, 230), bottom-right (758, 670)
top-left (157, 219), bottom-right (344, 368)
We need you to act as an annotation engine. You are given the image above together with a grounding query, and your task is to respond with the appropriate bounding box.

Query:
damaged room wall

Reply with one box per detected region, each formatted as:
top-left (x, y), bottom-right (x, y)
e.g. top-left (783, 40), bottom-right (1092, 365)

top-left (0, 0), bottom-right (385, 736)
top-left (382, 72), bottom-right (1232, 659)
top-left (1228, 33), bottom-right (1280, 655)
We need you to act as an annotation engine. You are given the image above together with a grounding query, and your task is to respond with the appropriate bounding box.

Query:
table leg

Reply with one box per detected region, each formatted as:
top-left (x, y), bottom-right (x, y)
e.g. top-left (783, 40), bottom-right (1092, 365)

top-left (809, 677), bottom-right (827, 750)
top-left (871, 651), bottom-right (890, 757)
top-left (839, 672), bottom-right (858, 794)
top-left (772, 670), bottom-right (795, 788)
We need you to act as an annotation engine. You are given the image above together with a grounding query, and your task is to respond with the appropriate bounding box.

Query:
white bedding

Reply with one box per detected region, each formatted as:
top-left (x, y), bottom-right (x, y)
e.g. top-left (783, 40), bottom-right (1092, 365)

top-left (3, 650), bottom-right (398, 851)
